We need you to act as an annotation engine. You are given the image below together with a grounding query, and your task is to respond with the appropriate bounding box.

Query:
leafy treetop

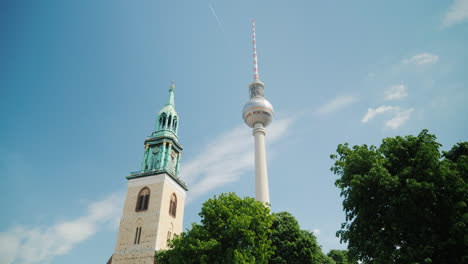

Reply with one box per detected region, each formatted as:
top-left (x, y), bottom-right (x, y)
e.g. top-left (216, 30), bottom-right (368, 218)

top-left (156, 193), bottom-right (274, 264)
top-left (331, 130), bottom-right (468, 263)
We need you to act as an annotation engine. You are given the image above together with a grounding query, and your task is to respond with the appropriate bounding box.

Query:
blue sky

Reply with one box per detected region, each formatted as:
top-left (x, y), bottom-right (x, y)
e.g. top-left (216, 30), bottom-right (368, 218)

top-left (1, 0), bottom-right (467, 263)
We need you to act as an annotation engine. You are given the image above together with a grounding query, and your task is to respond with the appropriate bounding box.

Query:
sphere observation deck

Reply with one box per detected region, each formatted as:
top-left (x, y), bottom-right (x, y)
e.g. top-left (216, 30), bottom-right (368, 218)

top-left (243, 95), bottom-right (274, 128)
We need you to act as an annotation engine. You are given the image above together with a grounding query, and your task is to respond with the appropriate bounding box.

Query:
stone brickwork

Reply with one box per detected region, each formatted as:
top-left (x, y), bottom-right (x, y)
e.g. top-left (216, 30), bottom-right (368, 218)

top-left (112, 173), bottom-right (186, 264)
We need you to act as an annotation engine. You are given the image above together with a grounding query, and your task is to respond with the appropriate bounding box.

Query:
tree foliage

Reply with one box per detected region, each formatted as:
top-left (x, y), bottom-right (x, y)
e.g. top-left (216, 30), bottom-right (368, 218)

top-left (327, 249), bottom-right (357, 264)
top-left (270, 211), bottom-right (333, 264)
top-left (331, 130), bottom-right (468, 263)
top-left (156, 193), bottom-right (274, 264)
top-left (156, 193), bottom-right (336, 264)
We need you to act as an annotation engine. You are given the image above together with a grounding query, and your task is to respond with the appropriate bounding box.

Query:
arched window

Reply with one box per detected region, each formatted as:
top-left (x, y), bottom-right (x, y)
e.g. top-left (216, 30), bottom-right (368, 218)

top-left (134, 226), bottom-right (142, 244)
top-left (134, 219), bottom-right (143, 245)
top-left (159, 113), bottom-right (167, 129)
top-left (168, 115), bottom-right (172, 129)
top-left (172, 118), bottom-right (177, 131)
top-left (166, 223), bottom-right (173, 247)
top-left (169, 193), bottom-right (177, 217)
top-left (136, 188), bottom-right (150, 212)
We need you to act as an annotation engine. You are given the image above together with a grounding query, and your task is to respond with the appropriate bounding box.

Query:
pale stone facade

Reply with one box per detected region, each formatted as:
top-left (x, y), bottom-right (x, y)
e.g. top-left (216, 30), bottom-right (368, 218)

top-left (111, 174), bottom-right (186, 264)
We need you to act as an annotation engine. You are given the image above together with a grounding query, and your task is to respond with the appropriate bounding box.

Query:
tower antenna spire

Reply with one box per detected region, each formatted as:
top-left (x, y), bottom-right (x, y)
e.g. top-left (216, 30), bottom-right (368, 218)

top-left (252, 19), bottom-right (259, 81)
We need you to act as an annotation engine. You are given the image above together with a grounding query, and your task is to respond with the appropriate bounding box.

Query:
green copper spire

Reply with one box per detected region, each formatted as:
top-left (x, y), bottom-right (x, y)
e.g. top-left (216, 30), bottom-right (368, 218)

top-left (126, 82), bottom-right (186, 191)
top-left (167, 81), bottom-right (175, 106)
top-left (155, 82), bottom-right (179, 136)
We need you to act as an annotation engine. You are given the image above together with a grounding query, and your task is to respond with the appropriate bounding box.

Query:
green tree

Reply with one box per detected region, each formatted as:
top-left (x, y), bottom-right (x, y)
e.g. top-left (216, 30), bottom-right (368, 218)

top-left (327, 249), bottom-right (357, 264)
top-left (269, 212), bottom-right (333, 264)
top-left (331, 130), bottom-right (468, 263)
top-left (156, 193), bottom-right (274, 264)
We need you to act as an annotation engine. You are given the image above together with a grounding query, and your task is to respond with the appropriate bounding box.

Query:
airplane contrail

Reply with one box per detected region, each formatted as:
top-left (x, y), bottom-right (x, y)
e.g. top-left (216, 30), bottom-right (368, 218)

top-left (208, 3), bottom-right (225, 33)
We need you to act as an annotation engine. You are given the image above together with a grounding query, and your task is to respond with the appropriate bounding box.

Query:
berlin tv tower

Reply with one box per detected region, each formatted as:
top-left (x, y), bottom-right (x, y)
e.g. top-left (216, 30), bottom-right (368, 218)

top-left (242, 20), bottom-right (274, 204)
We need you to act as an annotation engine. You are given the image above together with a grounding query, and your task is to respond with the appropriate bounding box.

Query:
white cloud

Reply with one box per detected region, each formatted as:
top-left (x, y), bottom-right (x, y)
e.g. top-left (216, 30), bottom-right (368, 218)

top-left (312, 229), bottom-right (321, 235)
top-left (316, 95), bottom-right (358, 115)
top-left (442, 0), bottom-right (468, 27)
top-left (0, 193), bottom-right (123, 264)
top-left (180, 118), bottom-right (293, 202)
top-left (385, 108), bottom-right (414, 129)
top-left (362, 106), bottom-right (414, 129)
top-left (402, 53), bottom-right (439, 65)
top-left (384, 84), bottom-right (408, 101)
top-left (361, 105), bottom-right (398, 123)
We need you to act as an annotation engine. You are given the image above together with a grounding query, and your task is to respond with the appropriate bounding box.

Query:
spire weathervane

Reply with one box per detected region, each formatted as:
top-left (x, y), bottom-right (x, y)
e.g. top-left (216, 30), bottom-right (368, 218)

top-left (167, 81), bottom-right (175, 106)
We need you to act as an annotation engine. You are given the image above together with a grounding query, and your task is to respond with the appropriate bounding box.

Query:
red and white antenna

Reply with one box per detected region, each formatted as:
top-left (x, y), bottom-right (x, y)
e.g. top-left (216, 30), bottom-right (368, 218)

top-left (252, 19), bottom-right (259, 81)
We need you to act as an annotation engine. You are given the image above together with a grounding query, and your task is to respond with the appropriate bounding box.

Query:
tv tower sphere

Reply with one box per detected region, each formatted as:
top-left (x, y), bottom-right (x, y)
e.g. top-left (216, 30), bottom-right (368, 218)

top-left (242, 80), bottom-right (274, 128)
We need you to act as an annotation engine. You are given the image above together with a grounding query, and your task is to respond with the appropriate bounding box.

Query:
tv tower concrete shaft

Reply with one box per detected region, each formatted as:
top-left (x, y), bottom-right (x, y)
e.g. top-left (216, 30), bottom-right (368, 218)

top-left (253, 123), bottom-right (270, 203)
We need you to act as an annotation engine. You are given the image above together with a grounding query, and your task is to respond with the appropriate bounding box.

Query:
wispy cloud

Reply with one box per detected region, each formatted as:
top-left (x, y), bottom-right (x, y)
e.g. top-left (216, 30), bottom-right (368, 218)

top-left (362, 105), bottom-right (398, 123)
top-left (385, 108), bottom-right (414, 129)
top-left (402, 53), bottom-right (439, 65)
top-left (362, 106), bottom-right (413, 129)
top-left (384, 84), bottom-right (408, 101)
top-left (442, 0), bottom-right (468, 28)
top-left (316, 95), bottom-right (358, 115)
top-left (0, 193), bottom-right (123, 264)
top-left (208, 3), bottom-right (225, 33)
top-left (180, 118), bottom-right (293, 202)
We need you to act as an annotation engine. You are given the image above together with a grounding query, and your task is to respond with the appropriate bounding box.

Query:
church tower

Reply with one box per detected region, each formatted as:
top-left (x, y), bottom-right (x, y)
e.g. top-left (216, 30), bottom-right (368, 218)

top-left (111, 82), bottom-right (188, 264)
